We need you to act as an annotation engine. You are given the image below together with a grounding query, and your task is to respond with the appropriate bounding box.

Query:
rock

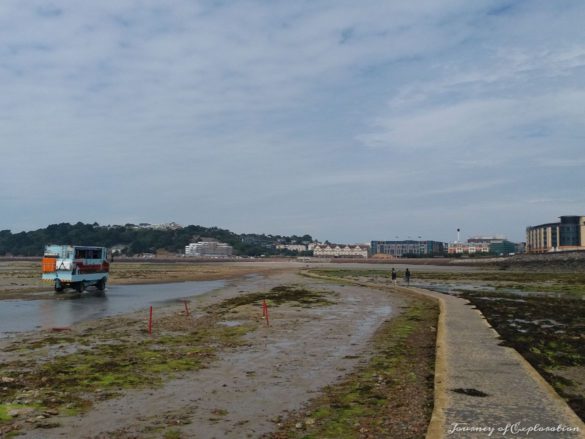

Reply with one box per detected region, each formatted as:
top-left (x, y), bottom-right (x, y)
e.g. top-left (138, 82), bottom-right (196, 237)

top-left (305, 418), bottom-right (315, 426)
top-left (295, 422), bottom-right (303, 429)
top-left (8, 407), bottom-right (35, 417)
top-left (1, 376), bottom-right (15, 383)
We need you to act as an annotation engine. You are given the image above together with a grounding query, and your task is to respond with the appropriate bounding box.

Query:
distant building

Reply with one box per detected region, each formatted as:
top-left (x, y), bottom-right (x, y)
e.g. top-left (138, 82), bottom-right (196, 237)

top-left (240, 235), bottom-right (272, 247)
top-left (130, 222), bottom-right (183, 230)
top-left (515, 242), bottom-right (526, 254)
top-left (185, 241), bottom-right (233, 257)
top-left (275, 244), bottom-right (308, 252)
top-left (111, 244), bottom-right (128, 255)
top-left (448, 235), bottom-right (517, 256)
top-left (447, 242), bottom-right (490, 255)
top-left (488, 240), bottom-right (516, 255)
top-left (313, 244), bottom-right (368, 258)
top-left (151, 222), bottom-right (183, 230)
top-left (526, 216), bottom-right (585, 253)
top-left (371, 240), bottom-right (444, 257)
top-left (467, 235), bottom-right (506, 243)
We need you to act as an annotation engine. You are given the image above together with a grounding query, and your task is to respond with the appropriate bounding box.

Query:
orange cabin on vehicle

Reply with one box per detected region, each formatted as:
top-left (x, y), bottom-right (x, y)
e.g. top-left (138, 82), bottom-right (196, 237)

top-left (42, 256), bottom-right (57, 273)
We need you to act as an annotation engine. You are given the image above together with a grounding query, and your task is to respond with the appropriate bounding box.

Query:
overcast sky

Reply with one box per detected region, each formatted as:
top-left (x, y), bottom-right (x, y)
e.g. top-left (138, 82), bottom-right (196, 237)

top-left (1, 1), bottom-right (584, 243)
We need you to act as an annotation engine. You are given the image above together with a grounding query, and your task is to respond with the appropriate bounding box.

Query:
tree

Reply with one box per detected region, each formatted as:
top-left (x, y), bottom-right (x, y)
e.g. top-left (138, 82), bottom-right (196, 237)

top-left (0, 222), bottom-right (316, 257)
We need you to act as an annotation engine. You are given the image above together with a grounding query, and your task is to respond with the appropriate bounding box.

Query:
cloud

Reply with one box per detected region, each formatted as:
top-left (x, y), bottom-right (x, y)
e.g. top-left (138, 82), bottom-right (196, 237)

top-left (358, 90), bottom-right (585, 158)
top-left (1, 1), bottom-right (584, 242)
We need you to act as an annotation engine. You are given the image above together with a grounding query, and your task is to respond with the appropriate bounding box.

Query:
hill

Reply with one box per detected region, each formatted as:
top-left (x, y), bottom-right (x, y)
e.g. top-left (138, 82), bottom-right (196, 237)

top-left (0, 222), bottom-right (313, 257)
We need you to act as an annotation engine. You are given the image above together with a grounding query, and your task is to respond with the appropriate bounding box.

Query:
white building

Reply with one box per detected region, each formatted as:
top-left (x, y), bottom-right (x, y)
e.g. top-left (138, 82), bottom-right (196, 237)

top-left (152, 222), bottom-right (183, 230)
top-left (132, 222), bottom-right (183, 230)
top-left (313, 244), bottom-right (368, 258)
top-left (185, 241), bottom-right (233, 258)
top-left (275, 244), bottom-right (308, 252)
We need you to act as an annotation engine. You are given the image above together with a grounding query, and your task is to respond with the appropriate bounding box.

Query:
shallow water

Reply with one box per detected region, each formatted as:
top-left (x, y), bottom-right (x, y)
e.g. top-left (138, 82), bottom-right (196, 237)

top-left (0, 280), bottom-right (224, 337)
top-left (412, 280), bottom-right (573, 299)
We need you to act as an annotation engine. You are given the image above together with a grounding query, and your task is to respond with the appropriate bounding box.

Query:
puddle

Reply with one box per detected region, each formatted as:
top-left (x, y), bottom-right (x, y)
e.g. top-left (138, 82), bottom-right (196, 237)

top-left (452, 388), bottom-right (489, 397)
top-left (0, 280), bottom-right (224, 338)
top-left (413, 279), bottom-right (578, 300)
top-left (476, 297), bottom-right (527, 303)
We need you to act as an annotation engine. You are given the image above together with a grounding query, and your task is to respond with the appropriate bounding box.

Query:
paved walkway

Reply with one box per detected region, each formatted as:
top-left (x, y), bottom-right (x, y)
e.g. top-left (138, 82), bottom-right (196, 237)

top-left (405, 286), bottom-right (585, 439)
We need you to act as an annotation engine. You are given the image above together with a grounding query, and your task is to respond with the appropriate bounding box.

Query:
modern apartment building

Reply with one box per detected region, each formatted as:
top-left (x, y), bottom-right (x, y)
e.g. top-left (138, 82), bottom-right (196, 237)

top-left (526, 216), bottom-right (585, 253)
top-left (462, 236), bottom-right (516, 255)
top-left (488, 239), bottom-right (517, 255)
top-left (371, 240), bottom-right (444, 257)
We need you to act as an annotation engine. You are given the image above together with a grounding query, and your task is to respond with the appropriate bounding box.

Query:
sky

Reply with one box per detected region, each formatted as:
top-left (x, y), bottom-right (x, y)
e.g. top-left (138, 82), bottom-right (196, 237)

top-left (1, 1), bottom-right (584, 243)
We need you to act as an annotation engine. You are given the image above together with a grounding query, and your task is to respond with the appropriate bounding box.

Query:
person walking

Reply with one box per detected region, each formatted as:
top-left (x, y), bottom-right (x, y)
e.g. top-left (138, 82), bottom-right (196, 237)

top-left (391, 268), bottom-right (397, 286)
top-left (405, 268), bottom-right (411, 286)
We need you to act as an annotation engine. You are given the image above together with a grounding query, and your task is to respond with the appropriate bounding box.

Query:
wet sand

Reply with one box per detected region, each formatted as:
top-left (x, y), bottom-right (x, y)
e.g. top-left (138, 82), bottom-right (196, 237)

top-left (3, 271), bottom-right (407, 438)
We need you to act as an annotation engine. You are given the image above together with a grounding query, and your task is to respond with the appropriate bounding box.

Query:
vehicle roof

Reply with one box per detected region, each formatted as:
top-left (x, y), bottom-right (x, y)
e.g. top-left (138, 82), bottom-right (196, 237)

top-left (44, 244), bottom-right (108, 250)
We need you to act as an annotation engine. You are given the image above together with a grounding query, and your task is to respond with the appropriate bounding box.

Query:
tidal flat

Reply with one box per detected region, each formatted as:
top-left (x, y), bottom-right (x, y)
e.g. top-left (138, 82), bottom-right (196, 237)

top-left (0, 284), bottom-right (337, 437)
top-left (311, 267), bottom-right (585, 422)
top-left (0, 260), bottom-right (279, 300)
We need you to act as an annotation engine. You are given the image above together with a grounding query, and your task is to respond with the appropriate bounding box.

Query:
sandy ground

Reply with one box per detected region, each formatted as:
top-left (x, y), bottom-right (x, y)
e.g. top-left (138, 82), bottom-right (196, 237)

top-left (0, 259), bottom-right (478, 300)
top-left (10, 271), bottom-right (406, 439)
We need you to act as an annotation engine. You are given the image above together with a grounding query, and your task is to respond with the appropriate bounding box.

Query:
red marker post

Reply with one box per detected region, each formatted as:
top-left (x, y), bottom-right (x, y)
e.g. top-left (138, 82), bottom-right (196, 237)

top-left (262, 299), bottom-right (270, 327)
top-left (183, 300), bottom-right (191, 317)
top-left (148, 306), bottom-right (153, 336)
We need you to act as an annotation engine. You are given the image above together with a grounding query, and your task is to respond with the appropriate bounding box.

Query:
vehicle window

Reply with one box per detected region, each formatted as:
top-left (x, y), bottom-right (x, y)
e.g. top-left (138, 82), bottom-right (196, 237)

top-left (74, 248), bottom-right (104, 259)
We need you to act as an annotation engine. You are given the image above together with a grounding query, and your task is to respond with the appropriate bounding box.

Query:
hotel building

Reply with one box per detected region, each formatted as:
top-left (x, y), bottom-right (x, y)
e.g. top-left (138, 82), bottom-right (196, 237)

top-left (526, 216), bottom-right (585, 253)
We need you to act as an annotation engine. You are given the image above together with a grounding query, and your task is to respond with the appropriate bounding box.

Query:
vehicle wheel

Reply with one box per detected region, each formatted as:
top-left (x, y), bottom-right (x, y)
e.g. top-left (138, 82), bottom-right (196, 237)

top-left (54, 280), bottom-right (64, 293)
top-left (75, 281), bottom-right (85, 293)
top-left (96, 278), bottom-right (106, 291)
